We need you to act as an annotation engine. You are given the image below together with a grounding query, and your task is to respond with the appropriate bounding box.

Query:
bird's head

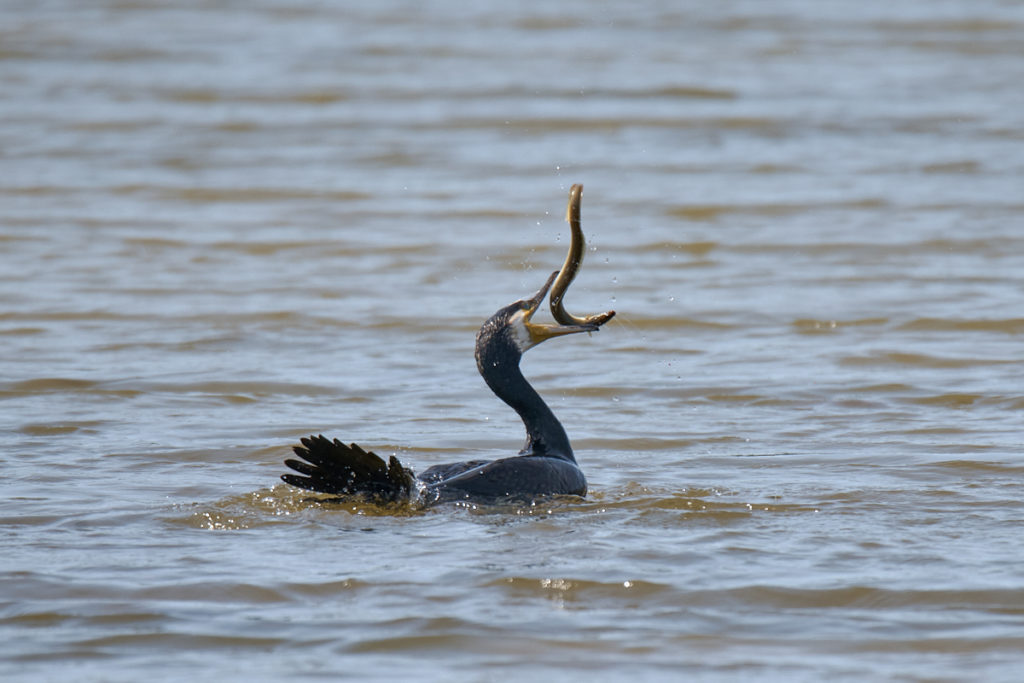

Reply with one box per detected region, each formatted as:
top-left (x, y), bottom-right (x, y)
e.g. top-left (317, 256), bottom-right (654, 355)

top-left (475, 270), bottom-right (607, 366)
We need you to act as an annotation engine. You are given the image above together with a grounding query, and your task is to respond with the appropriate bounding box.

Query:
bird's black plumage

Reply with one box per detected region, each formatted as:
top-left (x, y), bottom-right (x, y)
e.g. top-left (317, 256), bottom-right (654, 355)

top-left (281, 185), bottom-right (615, 505)
top-left (280, 270), bottom-right (608, 505)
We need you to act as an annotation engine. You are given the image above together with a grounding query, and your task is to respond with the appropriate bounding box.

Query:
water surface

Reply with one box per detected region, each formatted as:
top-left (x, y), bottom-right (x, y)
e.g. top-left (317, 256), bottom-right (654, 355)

top-left (3, 0), bottom-right (1024, 680)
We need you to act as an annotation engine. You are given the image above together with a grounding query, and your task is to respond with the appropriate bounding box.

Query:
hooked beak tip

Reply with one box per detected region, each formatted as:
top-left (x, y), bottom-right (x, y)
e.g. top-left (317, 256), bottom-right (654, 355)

top-left (523, 271), bottom-right (560, 317)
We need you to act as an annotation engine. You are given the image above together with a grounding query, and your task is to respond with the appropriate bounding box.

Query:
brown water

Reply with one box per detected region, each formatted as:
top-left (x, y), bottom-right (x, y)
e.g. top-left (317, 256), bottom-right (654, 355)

top-left (3, 0), bottom-right (1024, 680)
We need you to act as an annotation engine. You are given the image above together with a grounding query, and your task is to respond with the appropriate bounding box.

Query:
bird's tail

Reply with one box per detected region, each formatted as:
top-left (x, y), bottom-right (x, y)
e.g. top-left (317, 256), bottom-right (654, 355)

top-left (281, 435), bottom-right (415, 502)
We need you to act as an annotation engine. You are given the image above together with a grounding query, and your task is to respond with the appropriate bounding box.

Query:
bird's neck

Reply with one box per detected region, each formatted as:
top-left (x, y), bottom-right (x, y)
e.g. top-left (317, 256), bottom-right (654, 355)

top-left (478, 353), bottom-right (575, 462)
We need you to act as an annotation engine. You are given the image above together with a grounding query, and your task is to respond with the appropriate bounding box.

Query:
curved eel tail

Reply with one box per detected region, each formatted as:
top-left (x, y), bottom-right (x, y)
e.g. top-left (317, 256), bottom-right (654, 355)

top-left (282, 435), bottom-right (415, 502)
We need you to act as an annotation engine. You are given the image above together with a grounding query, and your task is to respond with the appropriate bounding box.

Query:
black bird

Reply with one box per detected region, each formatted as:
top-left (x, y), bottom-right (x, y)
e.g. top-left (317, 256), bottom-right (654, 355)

top-left (281, 184), bottom-right (614, 504)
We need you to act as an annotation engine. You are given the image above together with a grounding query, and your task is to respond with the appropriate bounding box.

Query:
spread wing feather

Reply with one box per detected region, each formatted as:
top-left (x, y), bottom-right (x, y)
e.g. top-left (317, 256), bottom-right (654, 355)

top-left (281, 434), bottom-right (414, 502)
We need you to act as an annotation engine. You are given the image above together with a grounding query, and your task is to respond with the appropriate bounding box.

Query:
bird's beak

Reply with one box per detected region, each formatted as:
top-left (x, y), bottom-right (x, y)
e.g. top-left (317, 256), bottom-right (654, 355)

top-left (523, 271), bottom-right (602, 345)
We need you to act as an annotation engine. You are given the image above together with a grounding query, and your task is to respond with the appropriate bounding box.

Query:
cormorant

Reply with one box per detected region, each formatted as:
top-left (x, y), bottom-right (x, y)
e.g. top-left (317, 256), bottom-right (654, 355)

top-left (280, 184), bottom-right (614, 504)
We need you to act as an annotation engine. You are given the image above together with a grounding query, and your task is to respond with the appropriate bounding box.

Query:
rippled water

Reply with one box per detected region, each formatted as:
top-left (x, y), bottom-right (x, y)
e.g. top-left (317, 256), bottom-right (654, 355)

top-left (3, 0), bottom-right (1024, 680)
